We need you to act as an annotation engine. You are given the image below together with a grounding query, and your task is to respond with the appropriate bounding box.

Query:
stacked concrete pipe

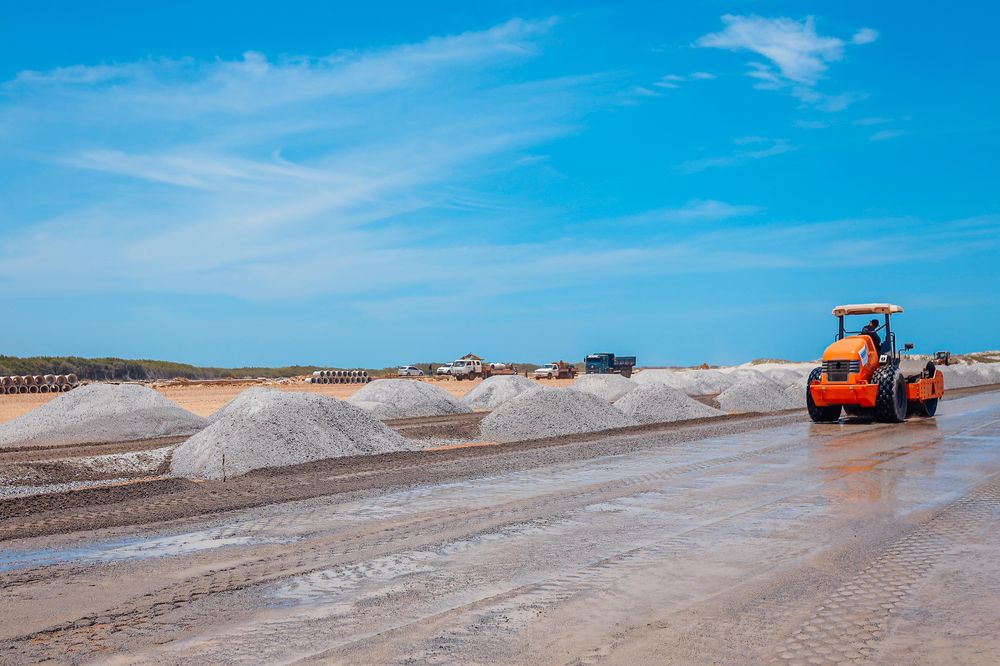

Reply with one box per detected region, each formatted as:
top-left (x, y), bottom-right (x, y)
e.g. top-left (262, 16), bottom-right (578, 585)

top-left (0, 373), bottom-right (81, 396)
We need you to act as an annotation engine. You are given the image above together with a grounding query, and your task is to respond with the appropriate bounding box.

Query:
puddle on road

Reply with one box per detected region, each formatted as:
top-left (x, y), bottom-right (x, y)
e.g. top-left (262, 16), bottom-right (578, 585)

top-left (0, 529), bottom-right (294, 572)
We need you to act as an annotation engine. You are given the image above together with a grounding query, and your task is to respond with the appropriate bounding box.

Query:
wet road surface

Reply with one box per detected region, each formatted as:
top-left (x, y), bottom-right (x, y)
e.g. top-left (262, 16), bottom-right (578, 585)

top-left (2, 392), bottom-right (999, 664)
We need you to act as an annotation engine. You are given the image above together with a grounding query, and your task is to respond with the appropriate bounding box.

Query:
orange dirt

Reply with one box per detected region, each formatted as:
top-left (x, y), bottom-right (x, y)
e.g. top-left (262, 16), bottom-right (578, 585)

top-left (0, 376), bottom-right (576, 422)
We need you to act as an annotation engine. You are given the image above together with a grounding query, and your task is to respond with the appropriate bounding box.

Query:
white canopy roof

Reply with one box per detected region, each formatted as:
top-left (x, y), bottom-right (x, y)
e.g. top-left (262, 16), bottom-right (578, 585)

top-left (832, 303), bottom-right (904, 316)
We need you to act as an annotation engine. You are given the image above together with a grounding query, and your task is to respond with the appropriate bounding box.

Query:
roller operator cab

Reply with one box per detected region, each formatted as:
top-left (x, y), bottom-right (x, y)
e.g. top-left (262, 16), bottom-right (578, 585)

top-left (807, 303), bottom-right (944, 423)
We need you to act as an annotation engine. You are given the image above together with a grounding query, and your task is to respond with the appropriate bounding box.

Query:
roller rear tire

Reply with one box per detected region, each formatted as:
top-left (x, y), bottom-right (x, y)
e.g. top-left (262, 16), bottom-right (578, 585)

top-left (806, 367), bottom-right (842, 423)
top-left (874, 365), bottom-right (907, 423)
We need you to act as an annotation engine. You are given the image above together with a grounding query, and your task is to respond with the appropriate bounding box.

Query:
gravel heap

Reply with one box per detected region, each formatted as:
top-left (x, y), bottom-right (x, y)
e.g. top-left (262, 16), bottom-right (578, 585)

top-left (0, 384), bottom-right (206, 449)
top-left (784, 383), bottom-right (806, 405)
top-left (613, 384), bottom-right (724, 424)
top-left (207, 386), bottom-right (272, 423)
top-left (723, 368), bottom-right (778, 385)
top-left (757, 367), bottom-right (811, 386)
top-left (347, 379), bottom-right (471, 420)
top-left (633, 369), bottom-right (738, 396)
top-left (716, 381), bottom-right (801, 413)
top-left (939, 363), bottom-right (1000, 388)
top-left (170, 389), bottom-right (414, 480)
top-left (633, 370), bottom-right (700, 394)
top-left (480, 387), bottom-right (638, 442)
top-left (461, 375), bottom-right (538, 410)
top-left (571, 374), bottom-right (638, 402)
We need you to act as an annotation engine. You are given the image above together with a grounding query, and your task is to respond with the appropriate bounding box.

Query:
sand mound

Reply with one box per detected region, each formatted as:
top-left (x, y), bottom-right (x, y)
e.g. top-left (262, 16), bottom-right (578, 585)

top-left (571, 374), bottom-right (638, 402)
top-left (613, 384), bottom-right (724, 424)
top-left (0, 384), bottom-right (206, 449)
top-left (717, 382), bottom-right (800, 413)
top-left (347, 379), bottom-right (471, 419)
top-left (480, 388), bottom-right (638, 442)
top-left (461, 375), bottom-right (538, 410)
top-left (170, 389), bottom-right (414, 480)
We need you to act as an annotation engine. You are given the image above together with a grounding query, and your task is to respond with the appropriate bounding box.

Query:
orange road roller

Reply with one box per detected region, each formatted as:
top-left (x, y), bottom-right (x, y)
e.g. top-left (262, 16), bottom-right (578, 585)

top-left (807, 303), bottom-right (944, 423)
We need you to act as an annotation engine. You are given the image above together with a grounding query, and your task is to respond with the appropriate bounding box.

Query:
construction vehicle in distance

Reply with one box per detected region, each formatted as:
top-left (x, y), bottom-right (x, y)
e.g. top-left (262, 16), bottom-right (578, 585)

top-left (533, 361), bottom-right (577, 380)
top-left (449, 354), bottom-right (518, 380)
top-left (807, 303), bottom-right (944, 423)
top-left (584, 352), bottom-right (636, 378)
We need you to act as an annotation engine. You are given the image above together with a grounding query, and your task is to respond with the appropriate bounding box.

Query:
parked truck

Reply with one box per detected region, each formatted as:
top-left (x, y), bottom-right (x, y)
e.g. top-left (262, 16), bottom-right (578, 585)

top-left (449, 354), bottom-right (518, 380)
top-left (584, 352), bottom-right (636, 378)
top-left (533, 361), bottom-right (577, 380)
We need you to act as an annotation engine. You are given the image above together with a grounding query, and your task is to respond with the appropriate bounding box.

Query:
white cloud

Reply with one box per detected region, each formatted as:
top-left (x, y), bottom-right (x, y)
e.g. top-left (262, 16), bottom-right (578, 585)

top-left (852, 28), bottom-right (879, 45)
top-left (869, 129), bottom-right (908, 141)
top-left (698, 15), bottom-right (845, 86)
top-left (697, 15), bottom-right (873, 112)
top-left (679, 138), bottom-right (795, 173)
top-left (853, 116), bottom-right (891, 126)
top-left (690, 71), bottom-right (716, 80)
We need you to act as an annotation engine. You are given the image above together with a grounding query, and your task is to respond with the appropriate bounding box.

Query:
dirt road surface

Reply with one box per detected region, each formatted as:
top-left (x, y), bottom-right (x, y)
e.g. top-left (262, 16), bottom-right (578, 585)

top-left (2, 391), bottom-right (999, 664)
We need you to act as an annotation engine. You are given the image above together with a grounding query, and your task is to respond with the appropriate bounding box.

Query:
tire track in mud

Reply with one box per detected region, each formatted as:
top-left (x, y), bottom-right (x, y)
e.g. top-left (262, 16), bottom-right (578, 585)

top-left (109, 426), bottom-right (978, 663)
top-left (4, 437), bottom-right (813, 660)
top-left (773, 477), bottom-right (1000, 665)
top-left (7, 408), bottom-right (996, 662)
top-left (0, 413), bottom-right (804, 542)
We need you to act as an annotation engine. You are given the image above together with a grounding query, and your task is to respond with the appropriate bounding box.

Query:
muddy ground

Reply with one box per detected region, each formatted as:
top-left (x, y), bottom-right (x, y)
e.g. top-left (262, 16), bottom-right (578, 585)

top-left (1, 386), bottom-right (998, 664)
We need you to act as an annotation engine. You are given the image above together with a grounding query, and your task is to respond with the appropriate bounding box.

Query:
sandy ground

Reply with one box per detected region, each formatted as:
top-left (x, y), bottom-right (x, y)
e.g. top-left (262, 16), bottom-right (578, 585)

top-left (1, 389), bottom-right (998, 663)
top-left (0, 376), bottom-right (576, 423)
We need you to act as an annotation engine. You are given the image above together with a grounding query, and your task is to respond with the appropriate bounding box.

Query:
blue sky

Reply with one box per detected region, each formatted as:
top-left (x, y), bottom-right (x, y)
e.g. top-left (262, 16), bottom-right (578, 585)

top-left (1, 2), bottom-right (997, 367)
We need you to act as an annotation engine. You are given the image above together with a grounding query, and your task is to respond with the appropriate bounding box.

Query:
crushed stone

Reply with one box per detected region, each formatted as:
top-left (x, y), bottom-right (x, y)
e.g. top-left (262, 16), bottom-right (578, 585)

top-left (461, 375), bottom-right (538, 410)
top-left (571, 374), bottom-right (639, 402)
top-left (480, 387), bottom-right (638, 442)
top-left (613, 383), bottom-right (724, 424)
top-left (0, 384), bottom-right (206, 449)
top-left (347, 379), bottom-right (471, 420)
top-left (717, 381), bottom-right (801, 413)
top-left (170, 389), bottom-right (415, 480)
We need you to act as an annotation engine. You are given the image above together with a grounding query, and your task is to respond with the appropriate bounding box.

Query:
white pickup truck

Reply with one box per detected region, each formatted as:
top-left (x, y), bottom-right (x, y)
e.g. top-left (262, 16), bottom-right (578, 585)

top-left (450, 358), bottom-right (485, 380)
top-left (533, 361), bottom-right (577, 379)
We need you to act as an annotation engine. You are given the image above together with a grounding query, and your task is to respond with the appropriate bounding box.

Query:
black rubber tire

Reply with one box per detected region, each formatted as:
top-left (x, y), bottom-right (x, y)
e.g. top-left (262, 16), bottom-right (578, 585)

top-left (873, 365), bottom-right (907, 423)
top-left (806, 367), bottom-right (842, 422)
top-left (912, 365), bottom-right (939, 417)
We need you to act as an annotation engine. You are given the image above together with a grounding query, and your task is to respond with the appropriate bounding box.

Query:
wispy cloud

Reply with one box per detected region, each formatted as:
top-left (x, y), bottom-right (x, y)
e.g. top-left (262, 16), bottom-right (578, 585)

top-left (697, 14), bottom-right (875, 111)
top-left (0, 18), bottom-right (622, 300)
top-left (852, 28), bottom-right (879, 45)
top-left (652, 71), bottom-right (716, 90)
top-left (869, 129), bottom-right (908, 141)
top-left (679, 138), bottom-right (795, 173)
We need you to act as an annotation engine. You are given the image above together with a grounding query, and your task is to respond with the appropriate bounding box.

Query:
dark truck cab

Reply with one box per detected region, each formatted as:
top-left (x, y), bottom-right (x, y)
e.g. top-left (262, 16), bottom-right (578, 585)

top-left (584, 352), bottom-right (636, 378)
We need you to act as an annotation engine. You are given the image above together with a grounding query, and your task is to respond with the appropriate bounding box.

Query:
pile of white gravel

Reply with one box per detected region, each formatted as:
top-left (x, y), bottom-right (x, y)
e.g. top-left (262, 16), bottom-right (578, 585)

top-left (716, 381), bottom-right (801, 413)
top-left (347, 379), bottom-right (471, 420)
top-left (170, 389), bottom-right (415, 480)
top-left (461, 375), bottom-right (538, 410)
top-left (0, 384), bottom-right (206, 449)
top-left (613, 384), bottom-right (724, 424)
top-left (480, 388), bottom-right (638, 442)
top-left (784, 383), bottom-right (806, 405)
top-left (571, 374), bottom-right (638, 402)
top-left (632, 369), bottom-right (740, 396)
top-left (939, 363), bottom-right (1000, 389)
